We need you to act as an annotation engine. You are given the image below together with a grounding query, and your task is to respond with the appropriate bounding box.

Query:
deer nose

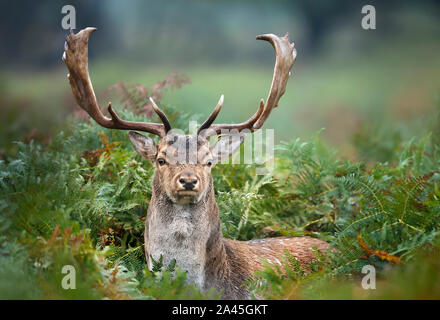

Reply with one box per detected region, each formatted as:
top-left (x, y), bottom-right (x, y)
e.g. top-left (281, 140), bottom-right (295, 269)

top-left (179, 176), bottom-right (198, 190)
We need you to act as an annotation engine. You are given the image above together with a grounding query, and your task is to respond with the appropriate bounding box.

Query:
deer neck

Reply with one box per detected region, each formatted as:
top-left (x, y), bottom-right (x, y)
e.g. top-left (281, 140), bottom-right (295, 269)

top-left (145, 173), bottom-right (227, 291)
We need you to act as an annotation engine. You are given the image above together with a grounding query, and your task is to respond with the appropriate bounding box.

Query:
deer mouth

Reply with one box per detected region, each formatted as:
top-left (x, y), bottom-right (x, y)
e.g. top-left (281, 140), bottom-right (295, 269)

top-left (177, 190), bottom-right (198, 196)
top-left (174, 190), bottom-right (201, 204)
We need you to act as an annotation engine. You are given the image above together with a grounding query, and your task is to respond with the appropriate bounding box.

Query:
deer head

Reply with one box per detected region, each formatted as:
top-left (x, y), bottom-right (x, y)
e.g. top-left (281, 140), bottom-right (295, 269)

top-left (63, 27), bottom-right (296, 205)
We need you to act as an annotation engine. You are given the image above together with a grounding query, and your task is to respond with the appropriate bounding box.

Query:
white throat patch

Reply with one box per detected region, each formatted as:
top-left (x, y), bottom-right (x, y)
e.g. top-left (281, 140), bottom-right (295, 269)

top-left (146, 204), bottom-right (210, 289)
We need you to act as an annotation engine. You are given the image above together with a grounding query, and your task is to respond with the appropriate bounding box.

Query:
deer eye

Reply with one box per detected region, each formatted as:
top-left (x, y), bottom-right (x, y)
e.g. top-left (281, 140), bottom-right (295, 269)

top-left (206, 160), bottom-right (213, 167)
top-left (157, 158), bottom-right (166, 166)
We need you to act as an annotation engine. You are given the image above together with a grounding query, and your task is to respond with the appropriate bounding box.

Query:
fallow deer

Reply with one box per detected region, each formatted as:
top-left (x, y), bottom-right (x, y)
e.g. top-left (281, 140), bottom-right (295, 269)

top-left (63, 27), bottom-right (330, 299)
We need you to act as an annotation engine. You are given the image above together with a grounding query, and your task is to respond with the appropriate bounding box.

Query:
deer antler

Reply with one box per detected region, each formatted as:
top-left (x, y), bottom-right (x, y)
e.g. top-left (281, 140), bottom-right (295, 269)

top-left (198, 33), bottom-right (296, 137)
top-left (62, 27), bottom-right (171, 137)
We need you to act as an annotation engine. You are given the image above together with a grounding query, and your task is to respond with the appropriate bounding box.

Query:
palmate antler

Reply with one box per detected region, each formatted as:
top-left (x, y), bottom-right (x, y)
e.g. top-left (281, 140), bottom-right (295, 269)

top-left (63, 28), bottom-right (295, 138)
top-left (197, 33), bottom-right (296, 137)
top-left (62, 28), bottom-right (171, 137)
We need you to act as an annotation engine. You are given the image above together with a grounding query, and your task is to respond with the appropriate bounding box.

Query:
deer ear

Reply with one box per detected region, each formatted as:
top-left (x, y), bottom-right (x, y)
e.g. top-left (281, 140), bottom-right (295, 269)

top-left (210, 134), bottom-right (244, 164)
top-left (128, 131), bottom-right (157, 161)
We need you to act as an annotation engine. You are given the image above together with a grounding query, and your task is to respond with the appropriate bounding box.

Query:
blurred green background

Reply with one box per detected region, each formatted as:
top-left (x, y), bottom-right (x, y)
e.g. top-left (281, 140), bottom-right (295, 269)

top-left (0, 0), bottom-right (439, 158)
top-left (0, 0), bottom-right (440, 300)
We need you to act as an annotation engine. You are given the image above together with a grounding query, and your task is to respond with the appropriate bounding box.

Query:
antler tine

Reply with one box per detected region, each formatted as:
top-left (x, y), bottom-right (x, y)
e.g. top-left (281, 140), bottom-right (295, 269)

top-left (149, 97), bottom-right (172, 133)
top-left (199, 33), bottom-right (295, 137)
top-left (197, 94), bottom-right (224, 135)
top-left (63, 27), bottom-right (170, 137)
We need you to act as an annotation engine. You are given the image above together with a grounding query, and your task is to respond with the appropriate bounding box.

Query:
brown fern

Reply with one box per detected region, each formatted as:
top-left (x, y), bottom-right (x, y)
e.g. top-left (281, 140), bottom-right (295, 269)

top-left (105, 73), bottom-right (190, 116)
